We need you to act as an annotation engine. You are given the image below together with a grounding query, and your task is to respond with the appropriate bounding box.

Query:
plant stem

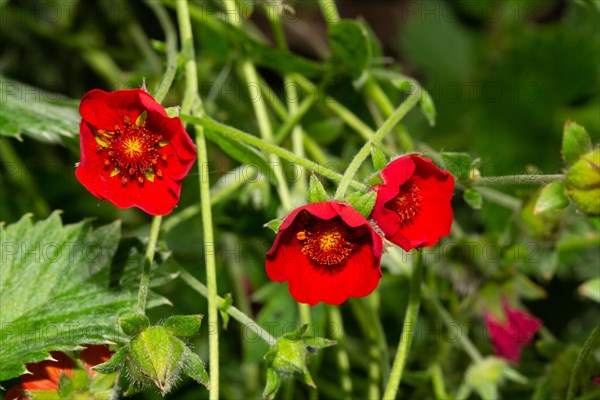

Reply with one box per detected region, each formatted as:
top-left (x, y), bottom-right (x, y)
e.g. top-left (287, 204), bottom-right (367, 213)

top-left (144, 0), bottom-right (177, 103)
top-left (137, 215), bottom-right (162, 311)
top-left (334, 87), bottom-right (421, 199)
top-left (566, 322), bottom-right (600, 400)
top-left (473, 174), bottom-right (564, 186)
top-left (222, 0), bottom-right (293, 212)
top-left (180, 269), bottom-right (277, 346)
top-left (176, 1), bottom-right (219, 398)
top-left (328, 306), bottom-right (353, 399)
top-left (318, 0), bottom-right (341, 24)
top-left (383, 250), bottom-right (424, 400)
top-left (181, 114), bottom-right (366, 191)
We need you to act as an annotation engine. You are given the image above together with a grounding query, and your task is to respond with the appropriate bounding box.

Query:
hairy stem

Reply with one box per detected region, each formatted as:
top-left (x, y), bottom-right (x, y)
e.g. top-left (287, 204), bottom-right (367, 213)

top-left (566, 322), bottom-right (600, 400)
top-left (473, 174), bottom-right (564, 186)
top-left (176, 1), bottom-right (219, 398)
top-left (137, 215), bottom-right (162, 311)
top-left (180, 269), bottom-right (277, 346)
top-left (328, 306), bottom-right (353, 399)
top-left (383, 251), bottom-right (424, 399)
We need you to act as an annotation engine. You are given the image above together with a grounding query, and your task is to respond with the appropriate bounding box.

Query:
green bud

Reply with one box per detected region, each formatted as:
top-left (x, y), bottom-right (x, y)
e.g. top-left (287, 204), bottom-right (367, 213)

top-left (562, 120), bottom-right (592, 166)
top-left (565, 149), bottom-right (600, 215)
top-left (119, 313), bottom-right (150, 336)
top-left (163, 314), bottom-right (202, 337)
top-left (466, 357), bottom-right (508, 400)
top-left (128, 326), bottom-right (185, 395)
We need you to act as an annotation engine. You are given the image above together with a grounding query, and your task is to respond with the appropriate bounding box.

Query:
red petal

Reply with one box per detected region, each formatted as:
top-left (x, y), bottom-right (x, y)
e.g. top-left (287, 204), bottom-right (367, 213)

top-left (81, 345), bottom-right (113, 377)
top-left (79, 89), bottom-right (148, 131)
top-left (21, 352), bottom-right (73, 390)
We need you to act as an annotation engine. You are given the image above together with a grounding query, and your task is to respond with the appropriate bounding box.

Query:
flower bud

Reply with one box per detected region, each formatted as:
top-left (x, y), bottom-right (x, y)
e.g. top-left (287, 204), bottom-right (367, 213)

top-left (565, 149), bottom-right (600, 215)
top-left (128, 326), bottom-right (185, 395)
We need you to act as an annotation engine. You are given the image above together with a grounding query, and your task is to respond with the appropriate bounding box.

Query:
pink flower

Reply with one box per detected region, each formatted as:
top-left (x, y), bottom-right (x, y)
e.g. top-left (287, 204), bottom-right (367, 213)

top-left (484, 301), bottom-right (542, 363)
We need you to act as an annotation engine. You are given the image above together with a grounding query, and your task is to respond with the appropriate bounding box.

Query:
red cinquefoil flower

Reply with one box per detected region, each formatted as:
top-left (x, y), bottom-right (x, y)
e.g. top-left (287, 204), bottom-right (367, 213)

top-left (266, 201), bottom-right (383, 306)
top-left (371, 155), bottom-right (454, 251)
top-left (484, 301), bottom-right (542, 363)
top-left (5, 346), bottom-right (114, 400)
top-left (76, 89), bottom-right (196, 215)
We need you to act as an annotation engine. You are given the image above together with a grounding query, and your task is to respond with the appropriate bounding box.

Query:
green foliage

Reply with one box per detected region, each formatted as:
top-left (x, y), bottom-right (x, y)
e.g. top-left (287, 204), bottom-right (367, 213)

top-left (0, 77), bottom-right (78, 144)
top-left (345, 191), bottom-right (377, 218)
top-left (308, 174), bottom-right (329, 203)
top-left (0, 214), bottom-right (139, 380)
top-left (562, 120), bottom-right (593, 166)
top-left (534, 182), bottom-right (569, 214)
top-left (328, 20), bottom-right (372, 83)
top-left (565, 149), bottom-right (600, 215)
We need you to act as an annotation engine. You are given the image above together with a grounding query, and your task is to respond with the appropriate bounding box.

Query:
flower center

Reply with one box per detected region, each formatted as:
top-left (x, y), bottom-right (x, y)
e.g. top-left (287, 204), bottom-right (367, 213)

top-left (388, 182), bottom-right (421, 223)
top-left (95, 114), bottom-right (168, 185)
top-left (295, 217), bottom-right (362, 267)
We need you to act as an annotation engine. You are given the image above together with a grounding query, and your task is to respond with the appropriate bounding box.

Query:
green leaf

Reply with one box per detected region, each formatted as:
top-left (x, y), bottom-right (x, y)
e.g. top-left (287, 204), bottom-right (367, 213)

top-left (309, 174), bottom-right (329, 203)
top-left (93, 347), bottom-right (128, 374)
top-left (578, 278), bottom-right (600, 303)
top-left (371, 145), bottom-right (388, 171)
top-left (534, 182), bottom-right (569, 215)
top-left (264, 218), bottom-right (283, 233)
top-left (346, 191), bottom-right (377, 218)
top-left (218, 294), bottom-right (233, 330)
top-left (562, 120), bottom-right (592, 166)
top-left (465, 358), bottom-right (507, 400)
top-left (328, 20), bottom-right (372, 82)
top-left (263, 367), bottom-right (281, 400)
top-left (163, 314), bottom-right (202, 337)
top-left (182, 347), bottom-right (210, 389)
top-left (0, 77), bottom-right (79, 144)
top-left (0, 214), bottom-right (166, 381)
top-left (204, 128), bottom-right (276, 185)
top-left (441, 152), bottom-right (473, 183)
top-left (463, 188), bottom-right (483, 210)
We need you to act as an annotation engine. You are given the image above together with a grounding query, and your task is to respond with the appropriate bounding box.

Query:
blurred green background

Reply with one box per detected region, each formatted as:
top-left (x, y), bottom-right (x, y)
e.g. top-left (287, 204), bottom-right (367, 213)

top-left (1, 0), bottom-right (599, 399)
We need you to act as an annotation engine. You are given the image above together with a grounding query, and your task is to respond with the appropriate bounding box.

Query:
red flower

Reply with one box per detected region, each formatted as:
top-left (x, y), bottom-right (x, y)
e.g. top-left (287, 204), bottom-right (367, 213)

top-left (5, 346), bottom-right (114, 400)
top-left (266, 201), bottom-right (383, 306)
top-left (593, 375), bottom-right (600, 386)
top-left (371, 155), bottom-right (454, 251)
top-left (484, 301), bottom-right (542, 363)
top-left (76, 89), bottom-right (197, 215)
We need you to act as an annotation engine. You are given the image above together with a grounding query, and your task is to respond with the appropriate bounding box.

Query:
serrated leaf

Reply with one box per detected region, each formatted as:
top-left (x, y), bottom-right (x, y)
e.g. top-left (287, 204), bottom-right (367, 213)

top-left (562, 120), bottom-right (592, 166)
top-left (204, 129), bottom-right (276, 185)
top-left (309, 174), bottom-right (329, 203)
top-left (441, 152), bottom-right (473, 183)
top-left (371, 145), bottom-right (388, 171)
top-left (578, 278), bottom-right (600, 303)
top-left (329, 20), bottom-right (372, 82)
top-left (463, 188), bottom-right (483, 210)
top-left (0, 77), bottom-right (78, 144)
top-left (346, 191), bottom-right (377, 218)
top-left (534, 182), bottom-right (569, 215)
top-left (0, 214), bottom-right (166, 381)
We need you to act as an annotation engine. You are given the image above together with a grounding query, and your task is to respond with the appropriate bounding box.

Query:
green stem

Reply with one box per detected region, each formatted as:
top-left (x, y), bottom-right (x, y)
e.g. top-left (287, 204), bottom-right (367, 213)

top-left (328, 306), bottom-right (353, 399)
top-left (137, 215), bottom-right (162, 311)
top-left (180, 269), bottom-right (277, 346)
top-left (176, 2), bottom-right (219, 398)
top-left (334, 87), bottom-right (421, 199)
top-left (566, 322), bottom-right (600, 400)
top-left (430, 364), bottom-right (449, 400)
top-left (144, 0), bottom-right (178, 103)
top-left (223, 0), bottom-right (293, 212)
top-left (382, 251), bottom-right (424, 400)
top-left (293, 74), bottom-right (374, 141)
top-left (181, 114), bottom-right (366, 191)
top-left (161, 165), bottom-right (258, 233)
top-left (318, 0), bottom-right (341, 24)
top-left (473, 174), bottom-right (564, 186)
